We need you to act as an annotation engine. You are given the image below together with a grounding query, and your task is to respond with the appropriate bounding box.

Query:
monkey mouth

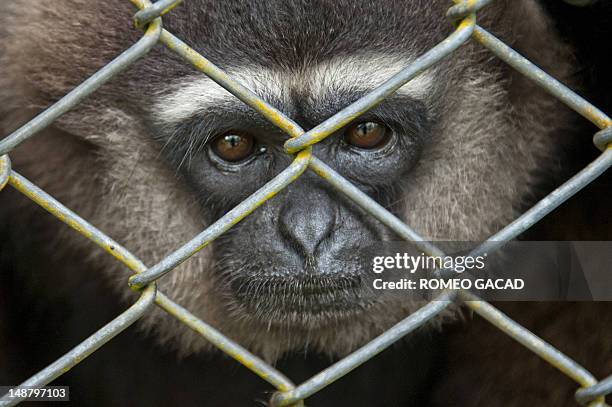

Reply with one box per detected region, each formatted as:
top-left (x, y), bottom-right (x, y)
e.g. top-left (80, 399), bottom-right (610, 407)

top-left (228, 273), bottom-right (376, 328)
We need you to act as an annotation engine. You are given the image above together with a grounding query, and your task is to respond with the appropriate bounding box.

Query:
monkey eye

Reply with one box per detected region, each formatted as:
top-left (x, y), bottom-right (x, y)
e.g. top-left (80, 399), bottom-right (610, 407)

top-left (344, 121), bottom-right (391, 149)
top-left (211, 132), bottom-right (255, 162)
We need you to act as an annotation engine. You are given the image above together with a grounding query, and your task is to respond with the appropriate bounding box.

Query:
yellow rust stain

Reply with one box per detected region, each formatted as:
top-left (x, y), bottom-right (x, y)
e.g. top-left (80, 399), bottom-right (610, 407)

top-left (254, 101), bottom-right (298, 137)
top-left (0, 155), bottom-right (10, 190)
top-left (10, 173), bottom-right (147, 277)
top-left (312, 167), bottom-right (331, 180)
top-left (161, 0), bottom-right (183, 17)
top-left (458, 15), bottom-right (476, 31)
top-left (583, 106), bottom-right (612, 129)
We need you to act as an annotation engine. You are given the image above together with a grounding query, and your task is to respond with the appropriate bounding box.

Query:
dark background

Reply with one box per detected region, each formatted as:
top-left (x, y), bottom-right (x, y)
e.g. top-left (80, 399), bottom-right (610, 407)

top-left (536, 0), bottom-right (612, 240)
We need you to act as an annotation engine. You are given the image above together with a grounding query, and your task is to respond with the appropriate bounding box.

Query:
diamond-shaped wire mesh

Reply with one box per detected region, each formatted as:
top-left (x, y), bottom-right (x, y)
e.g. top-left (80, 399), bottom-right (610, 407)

top-left (0, 0), bottom-right (611, 406)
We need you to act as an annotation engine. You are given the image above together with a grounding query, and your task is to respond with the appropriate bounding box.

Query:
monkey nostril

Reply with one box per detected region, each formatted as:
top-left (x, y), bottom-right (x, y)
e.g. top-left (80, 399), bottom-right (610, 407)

top-left (278, 199), bottom-right (336, 259)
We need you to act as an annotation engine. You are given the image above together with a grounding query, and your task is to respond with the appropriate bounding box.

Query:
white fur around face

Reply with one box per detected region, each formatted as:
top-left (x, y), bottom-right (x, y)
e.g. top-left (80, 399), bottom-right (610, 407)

top-left (153, 55), bottom-right (435, 127)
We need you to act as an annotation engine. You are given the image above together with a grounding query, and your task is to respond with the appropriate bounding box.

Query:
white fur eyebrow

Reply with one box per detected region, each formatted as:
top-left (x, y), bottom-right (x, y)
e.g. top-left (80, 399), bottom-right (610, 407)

top-left (153, 56), bottom-right (435, 125)
top-left (306, 56), bottom-right (435, 102)
top-left (153, 69), bottom-right (286, 126)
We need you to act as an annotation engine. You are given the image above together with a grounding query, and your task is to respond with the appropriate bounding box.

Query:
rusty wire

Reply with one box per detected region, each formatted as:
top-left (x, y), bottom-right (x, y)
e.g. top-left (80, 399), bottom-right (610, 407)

top-left (0, 0), bottom-right (611, 406)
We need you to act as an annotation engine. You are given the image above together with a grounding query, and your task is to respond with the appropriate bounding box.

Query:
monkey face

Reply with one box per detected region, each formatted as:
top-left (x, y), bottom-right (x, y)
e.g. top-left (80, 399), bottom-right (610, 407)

top-left (173, 115), bottom-right (427, 329)
top-left (151, 74), bottom-right (431, 327)
top-left (144, 16), bottom-right (438, 330)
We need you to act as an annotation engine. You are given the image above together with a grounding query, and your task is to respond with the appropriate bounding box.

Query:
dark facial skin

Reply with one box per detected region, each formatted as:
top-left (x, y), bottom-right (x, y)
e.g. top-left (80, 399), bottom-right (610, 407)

top-left (153, 90), bottom-right (430, 329)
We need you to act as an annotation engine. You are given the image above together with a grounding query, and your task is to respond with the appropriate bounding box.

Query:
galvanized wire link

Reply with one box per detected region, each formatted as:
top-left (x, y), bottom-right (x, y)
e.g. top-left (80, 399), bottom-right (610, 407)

top-left (1, 0), bottom-right (611, 405)
top-left (594, 127), bottom-right (612, 151)
top-left (576, 375), bottom-right (612, 406)
top-left (446, 0), bottom-right (494, 23)
top-left (134, 0), bottom-right (183, 28)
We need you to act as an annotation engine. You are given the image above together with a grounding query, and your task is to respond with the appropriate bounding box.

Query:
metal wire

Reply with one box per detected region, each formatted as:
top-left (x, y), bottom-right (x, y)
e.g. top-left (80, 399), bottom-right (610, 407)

top-left (577, 375), bottom-right (612, 406)
top-left (0, 0), bottom-right (610, 406)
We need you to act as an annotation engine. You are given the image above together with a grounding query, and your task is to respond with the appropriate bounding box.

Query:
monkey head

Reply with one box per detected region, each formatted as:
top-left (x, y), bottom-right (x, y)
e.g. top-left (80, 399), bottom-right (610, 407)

top-left (0, 0), bottom-right (574, 361)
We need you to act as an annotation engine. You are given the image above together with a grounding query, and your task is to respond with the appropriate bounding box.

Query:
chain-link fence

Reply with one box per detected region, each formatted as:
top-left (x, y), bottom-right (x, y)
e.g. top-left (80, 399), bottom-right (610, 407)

top-left (0, 0), bottom-right (611, 405)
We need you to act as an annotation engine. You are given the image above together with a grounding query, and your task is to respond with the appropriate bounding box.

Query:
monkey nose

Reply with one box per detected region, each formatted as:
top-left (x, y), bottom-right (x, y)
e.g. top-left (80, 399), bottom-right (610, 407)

top-left (278, 189), bottom-right (336, 259)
